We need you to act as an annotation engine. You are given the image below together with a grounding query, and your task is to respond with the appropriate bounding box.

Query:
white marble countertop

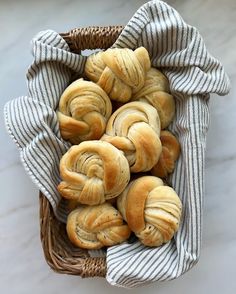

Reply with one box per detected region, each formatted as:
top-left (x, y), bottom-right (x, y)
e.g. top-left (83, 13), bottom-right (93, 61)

top-left (1, 0), bottom-right (236, 293)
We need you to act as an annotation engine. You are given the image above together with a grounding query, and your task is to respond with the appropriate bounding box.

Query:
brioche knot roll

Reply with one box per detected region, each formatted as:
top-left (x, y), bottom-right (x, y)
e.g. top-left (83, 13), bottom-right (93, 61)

top-left (151, 131), bottom-right (181, 178)
top-left (57, 78), bottom-right (112, 144)
top-left (132, 68), bottom-right (175, 129)
top-left (101, 101), bottom-right (162, 173)
top-left (58, 141), bottom-right (130, 205)
top-left (117, 176), bottom-right (182, 247)
top-left (85, 47), bottom-right (151, 102)
top-left (67, 203), bottom-right (131, 249)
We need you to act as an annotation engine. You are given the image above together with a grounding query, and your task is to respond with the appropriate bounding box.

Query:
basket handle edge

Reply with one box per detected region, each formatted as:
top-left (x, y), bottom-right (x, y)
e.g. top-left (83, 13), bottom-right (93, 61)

top-left (60, 25), bottom-right (124, 53)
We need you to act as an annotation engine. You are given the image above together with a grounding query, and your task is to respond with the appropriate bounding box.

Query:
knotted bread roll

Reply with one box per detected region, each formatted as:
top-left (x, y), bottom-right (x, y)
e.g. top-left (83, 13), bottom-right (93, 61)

top-left (85, 47), bottom-right (151, 102)
top-left (67, 203), bottom-right (131, 249)
top-left (117, 176), bottom-right (182, 247)
top-left (57, 78), bottom-right (112, 144)
top-left (58, 140), bottom-right (130, 205)
top-left (101, 101), bottom-right (162, 173)
top-left (151, 130), bottom-right (181, 178)
top-left (132, 68), bottom-right (175, 129)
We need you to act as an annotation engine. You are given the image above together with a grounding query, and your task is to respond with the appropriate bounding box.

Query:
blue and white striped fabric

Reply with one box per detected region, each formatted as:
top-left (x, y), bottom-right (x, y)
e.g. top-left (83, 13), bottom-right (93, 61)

top-left (4, 0), bottom-right (230, 288)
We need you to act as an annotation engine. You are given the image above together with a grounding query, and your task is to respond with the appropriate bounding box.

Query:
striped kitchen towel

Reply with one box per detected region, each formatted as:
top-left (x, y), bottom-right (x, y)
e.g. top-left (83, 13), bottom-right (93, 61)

top-left (4, 0), bottom-right (230, 288)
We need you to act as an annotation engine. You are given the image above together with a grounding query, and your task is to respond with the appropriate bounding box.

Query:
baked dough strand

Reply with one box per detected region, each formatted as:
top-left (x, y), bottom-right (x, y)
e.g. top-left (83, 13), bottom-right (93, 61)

top-left (85, 47), bottom-right (151, 102)
top-left (58, 140), bottom-right (130, 205)
top-left (101, 101), bottom-right (162, 172)
top-left (151, 130), bottom-right (181, 178)
top-left (67, 203), bottom-right (131, 249)
top-left (57, 78), bottom-right (112, 144)
top-left (117, 176), bottom-right (182, 247)
top-left (132, 68), bottom-right (175, 129)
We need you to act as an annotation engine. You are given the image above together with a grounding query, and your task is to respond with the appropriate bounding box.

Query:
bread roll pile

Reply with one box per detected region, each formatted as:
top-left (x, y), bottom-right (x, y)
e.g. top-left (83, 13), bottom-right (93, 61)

top-left (57, 47), bottom-right (182, 249)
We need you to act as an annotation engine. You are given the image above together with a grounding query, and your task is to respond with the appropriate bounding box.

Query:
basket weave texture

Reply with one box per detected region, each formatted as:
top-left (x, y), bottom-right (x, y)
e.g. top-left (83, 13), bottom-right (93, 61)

top-left (39, 26), bottom-right (124, 278)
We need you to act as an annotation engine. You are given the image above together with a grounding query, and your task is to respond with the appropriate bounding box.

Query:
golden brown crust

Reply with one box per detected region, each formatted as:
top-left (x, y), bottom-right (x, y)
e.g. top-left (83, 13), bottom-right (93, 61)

top-left (160, 130), bottom-right (181, 161)
top-left (151, 147), bottom-right (174, 178)
top-left (102, 47), bottom-right (150, 90)
top-left (101, 101), bottom-right (162, 172)
top-left (151, 130), bottom-right (181, 178)
top-left (57, 78), bottom-right (112, 144)
top-left (138, 91), bottom-right (175, 129)
top-left (84, 47), bottom-right (151, 102)
top-left (132, 68), bottom-right (175, 129)
top-left (58, 140), bottom-right (130, 205)
top-left (133, 68), bottom-right (170, 96)
top-left (125, 176), bottom-right (163, 233)
top-left (66, 203), bottom-right (131, 249)
top-left (117, 176), bottom-right (182, 247)
top-left (84, 51), bottom-right (105, 82)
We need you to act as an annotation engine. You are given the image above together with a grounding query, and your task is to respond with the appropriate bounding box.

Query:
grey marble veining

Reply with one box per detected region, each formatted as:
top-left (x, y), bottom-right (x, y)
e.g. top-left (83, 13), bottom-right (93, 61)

top-left (1, 0), bottom-right (236, 293)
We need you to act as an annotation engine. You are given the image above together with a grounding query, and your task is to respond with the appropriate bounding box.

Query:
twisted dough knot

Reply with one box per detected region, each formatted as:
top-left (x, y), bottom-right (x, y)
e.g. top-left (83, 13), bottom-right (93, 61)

top-left (67, 203), bottom-right (131, 249)
top-left (58, 140), bottom-right (130, 205)
top-left (57, 78), bottom-right (112, 144)
top-left (85, 47), bottom-right (151, 102)
top-left (101, 101), bottom-right (162, 173)
top-left (117, 176), bottom-right (182, 247)
top-left (132, 68), bottom-right (175, 129)
top-left (151, 130), bottom-right (181, 178)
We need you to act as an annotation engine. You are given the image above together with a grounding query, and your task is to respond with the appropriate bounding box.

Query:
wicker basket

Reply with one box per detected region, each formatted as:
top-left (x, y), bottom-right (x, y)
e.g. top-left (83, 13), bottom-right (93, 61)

top-left (39, 26), bottom-right (124, 278)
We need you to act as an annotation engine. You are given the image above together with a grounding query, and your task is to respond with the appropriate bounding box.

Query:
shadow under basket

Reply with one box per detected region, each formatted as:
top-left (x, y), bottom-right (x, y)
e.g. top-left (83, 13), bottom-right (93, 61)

top-left (39, 26), bottom-right (124, 278)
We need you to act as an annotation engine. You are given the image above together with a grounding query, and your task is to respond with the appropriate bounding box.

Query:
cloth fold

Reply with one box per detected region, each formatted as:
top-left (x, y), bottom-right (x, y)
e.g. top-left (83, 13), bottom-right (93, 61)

top-left (4, 0), bottom-right (230, 288)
